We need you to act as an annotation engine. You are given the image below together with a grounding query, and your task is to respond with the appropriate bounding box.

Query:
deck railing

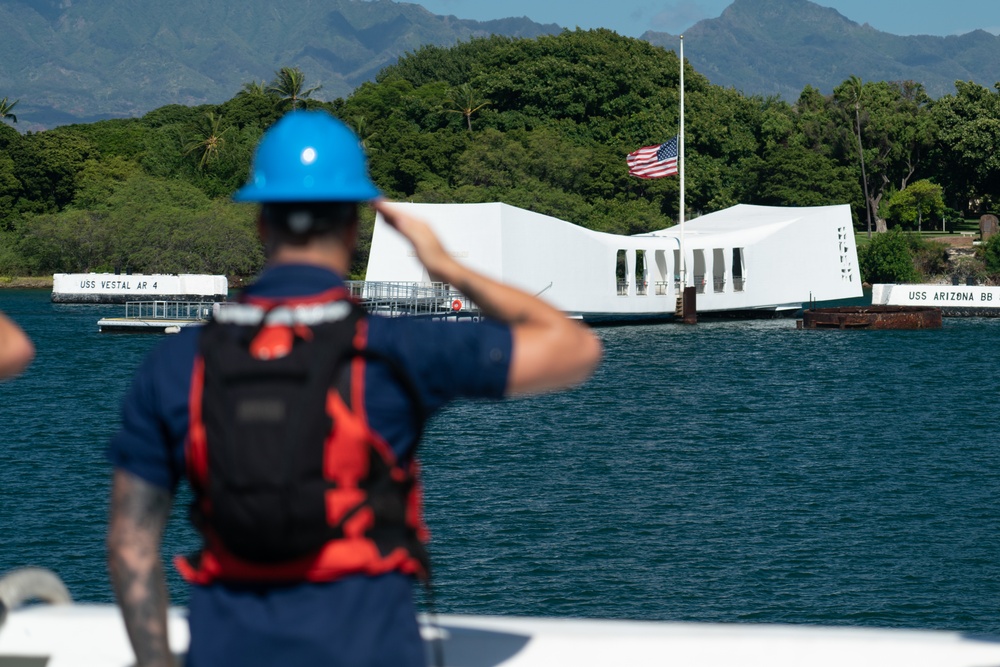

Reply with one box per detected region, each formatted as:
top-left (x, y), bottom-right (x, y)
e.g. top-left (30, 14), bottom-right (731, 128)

top-left (124, 301), bottom-right (215, 321)
top-left (345, 281), bottom-right (479, 319)
top-left (125, 287), bottom-right (487, 323)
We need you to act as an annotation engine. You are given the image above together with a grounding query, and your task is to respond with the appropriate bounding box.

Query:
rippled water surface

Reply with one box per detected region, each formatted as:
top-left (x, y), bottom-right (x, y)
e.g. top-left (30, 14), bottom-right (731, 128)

top-left (2, 290), bottom-right (999, 633)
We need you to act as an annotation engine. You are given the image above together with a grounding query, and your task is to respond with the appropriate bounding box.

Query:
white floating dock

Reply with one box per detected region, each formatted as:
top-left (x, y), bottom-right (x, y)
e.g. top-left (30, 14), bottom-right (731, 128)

top-left (97, 301), bottom-right (217, 333)
top-left (96, 318), bottom-right (205, 333)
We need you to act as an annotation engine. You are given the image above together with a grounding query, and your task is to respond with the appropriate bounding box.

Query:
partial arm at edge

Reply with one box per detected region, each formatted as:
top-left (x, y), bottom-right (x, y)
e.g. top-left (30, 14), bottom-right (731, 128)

top-left (0, 311), bottom-right (34, 380)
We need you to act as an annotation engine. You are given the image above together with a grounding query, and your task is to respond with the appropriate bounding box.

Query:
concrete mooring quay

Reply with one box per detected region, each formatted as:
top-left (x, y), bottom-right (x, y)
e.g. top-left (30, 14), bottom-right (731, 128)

top-left (798, 306), bottom-right (943, 330)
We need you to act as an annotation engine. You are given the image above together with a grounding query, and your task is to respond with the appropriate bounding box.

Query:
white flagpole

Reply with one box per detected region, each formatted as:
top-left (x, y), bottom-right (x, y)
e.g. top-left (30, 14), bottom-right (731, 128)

top-left (679, 35), bottom-right (686, 291)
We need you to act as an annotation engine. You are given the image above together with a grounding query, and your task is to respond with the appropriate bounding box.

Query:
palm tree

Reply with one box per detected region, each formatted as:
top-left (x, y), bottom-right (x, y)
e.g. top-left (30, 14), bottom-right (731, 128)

top-left (444, 84), bottom-right (490, 132)
top-left (237, 80), bottom-right (269, 98)
top-left (267, 67), bottom-right (321, 111)
top-left (349, 115), bottom-right (376, 152)
top-left (183, 112), bottom-right (231, 171)
top-left (0, 97), bottom-right (18, 124)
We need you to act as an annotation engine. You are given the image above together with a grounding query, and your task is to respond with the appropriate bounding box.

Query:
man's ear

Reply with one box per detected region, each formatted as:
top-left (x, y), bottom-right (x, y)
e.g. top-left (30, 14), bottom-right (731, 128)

top-left (256, 211), bottom-right (268, 244)
top-left (343, 216), bottom-right (360, 250)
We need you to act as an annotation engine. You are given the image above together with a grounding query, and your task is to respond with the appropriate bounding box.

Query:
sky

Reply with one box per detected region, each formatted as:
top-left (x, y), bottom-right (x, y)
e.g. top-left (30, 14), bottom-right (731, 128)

top-left (408, 0), bottom-right (1000, 38)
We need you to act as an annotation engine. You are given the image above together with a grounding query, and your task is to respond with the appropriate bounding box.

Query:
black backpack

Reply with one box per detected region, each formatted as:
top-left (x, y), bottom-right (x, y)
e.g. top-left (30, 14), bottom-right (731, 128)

top-left (187, 298), bottom-right (428, 570)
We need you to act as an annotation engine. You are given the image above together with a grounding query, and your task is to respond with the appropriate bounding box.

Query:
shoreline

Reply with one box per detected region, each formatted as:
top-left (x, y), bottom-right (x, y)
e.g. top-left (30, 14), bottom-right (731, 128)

top-left (0, 277), bottom-right (53, 289)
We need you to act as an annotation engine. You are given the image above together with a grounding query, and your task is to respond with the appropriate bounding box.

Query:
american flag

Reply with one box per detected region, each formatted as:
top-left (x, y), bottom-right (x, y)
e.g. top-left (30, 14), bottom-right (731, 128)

top-left (627, 136), bottom-right (679, 179)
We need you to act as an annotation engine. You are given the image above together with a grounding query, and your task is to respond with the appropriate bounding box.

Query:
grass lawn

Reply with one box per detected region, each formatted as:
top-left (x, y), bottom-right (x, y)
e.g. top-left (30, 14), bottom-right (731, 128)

top-left (855, 219), bottom-right (982, 246)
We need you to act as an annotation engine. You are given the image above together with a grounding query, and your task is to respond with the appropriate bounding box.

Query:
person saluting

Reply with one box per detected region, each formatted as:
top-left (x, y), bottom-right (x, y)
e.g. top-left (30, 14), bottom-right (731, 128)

top-left (106, 110), bottom-right (601, 667)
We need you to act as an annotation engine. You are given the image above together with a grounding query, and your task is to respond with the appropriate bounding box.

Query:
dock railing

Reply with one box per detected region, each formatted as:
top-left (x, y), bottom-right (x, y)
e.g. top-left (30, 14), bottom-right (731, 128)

top-left (346, 281), bottom-right (480, 319)
top-left (124, 301), bottom-right (215, 321)
top-left (124, 286), bottom-right (483, 322)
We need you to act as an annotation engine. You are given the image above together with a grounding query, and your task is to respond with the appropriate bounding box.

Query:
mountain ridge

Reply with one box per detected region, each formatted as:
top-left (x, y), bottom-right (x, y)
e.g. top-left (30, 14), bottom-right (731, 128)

top-left (3, 0), bottom-right (1000, 129)
top-left (642, 0), bottom-right (1000, 99)
top-left (0, 0), bottom-right (559, 128)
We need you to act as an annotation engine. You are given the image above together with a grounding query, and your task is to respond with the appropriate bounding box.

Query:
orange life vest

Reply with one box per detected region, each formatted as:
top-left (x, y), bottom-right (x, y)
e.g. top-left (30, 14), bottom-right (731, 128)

top-left (176, 288), bottom-right (429, 585)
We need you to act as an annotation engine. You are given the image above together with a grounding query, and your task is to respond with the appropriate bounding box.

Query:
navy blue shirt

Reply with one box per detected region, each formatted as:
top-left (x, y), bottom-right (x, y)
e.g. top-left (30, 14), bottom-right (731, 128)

top-left (108, 264), bottom-right (513, 667)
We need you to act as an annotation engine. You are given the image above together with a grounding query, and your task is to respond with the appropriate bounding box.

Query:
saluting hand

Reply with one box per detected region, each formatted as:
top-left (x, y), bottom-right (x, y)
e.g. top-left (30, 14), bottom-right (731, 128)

top-left (373, 200), bottom-right (457, 283)
top-left (371, 199), bottom-right (601, 395)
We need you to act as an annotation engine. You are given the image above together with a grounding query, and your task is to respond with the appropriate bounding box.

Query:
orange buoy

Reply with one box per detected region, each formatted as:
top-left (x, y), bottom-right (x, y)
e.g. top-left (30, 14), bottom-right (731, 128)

top-left (451, 299), bottom-right (462, 312)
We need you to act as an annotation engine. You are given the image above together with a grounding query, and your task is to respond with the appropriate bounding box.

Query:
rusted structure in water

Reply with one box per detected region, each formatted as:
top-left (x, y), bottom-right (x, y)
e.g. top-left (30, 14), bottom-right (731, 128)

top-left (798, 306), bottom-right (942, 330)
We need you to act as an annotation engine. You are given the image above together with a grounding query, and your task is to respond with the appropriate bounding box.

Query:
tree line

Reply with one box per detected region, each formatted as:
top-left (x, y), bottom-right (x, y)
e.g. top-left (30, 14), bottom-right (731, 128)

top-left (1, 30), bottom-right (999, 283)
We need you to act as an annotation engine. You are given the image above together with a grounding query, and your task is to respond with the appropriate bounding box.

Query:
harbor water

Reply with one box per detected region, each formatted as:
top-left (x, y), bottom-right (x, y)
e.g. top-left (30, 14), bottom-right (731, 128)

top-left (2, 289), bottom-right (1000, 633)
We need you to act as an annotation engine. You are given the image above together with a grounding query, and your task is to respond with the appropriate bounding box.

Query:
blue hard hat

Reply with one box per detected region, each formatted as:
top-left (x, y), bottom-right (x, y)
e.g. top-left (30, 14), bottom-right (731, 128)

top-left (233, 110), bottom-right (380, 203)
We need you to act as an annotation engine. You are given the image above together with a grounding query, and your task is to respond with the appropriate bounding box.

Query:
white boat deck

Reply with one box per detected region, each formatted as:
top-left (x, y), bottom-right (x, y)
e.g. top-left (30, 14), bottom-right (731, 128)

top-left (3, 604), bottom-right (1000, 667)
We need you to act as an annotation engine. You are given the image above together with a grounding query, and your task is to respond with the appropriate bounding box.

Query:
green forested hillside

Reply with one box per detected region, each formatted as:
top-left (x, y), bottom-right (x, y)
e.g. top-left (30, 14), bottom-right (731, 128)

top-left (2, 31), bottom-right (999, 282)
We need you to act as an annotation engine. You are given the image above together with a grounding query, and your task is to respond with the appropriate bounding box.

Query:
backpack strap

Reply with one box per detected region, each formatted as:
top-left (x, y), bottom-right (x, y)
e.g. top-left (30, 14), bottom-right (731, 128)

top-left (355, 345), bottom-right (427, 450)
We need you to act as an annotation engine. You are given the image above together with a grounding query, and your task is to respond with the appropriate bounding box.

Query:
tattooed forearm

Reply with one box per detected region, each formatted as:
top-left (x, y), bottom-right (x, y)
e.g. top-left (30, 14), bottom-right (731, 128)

top-left (107, 469), bottom-right (175, 667)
